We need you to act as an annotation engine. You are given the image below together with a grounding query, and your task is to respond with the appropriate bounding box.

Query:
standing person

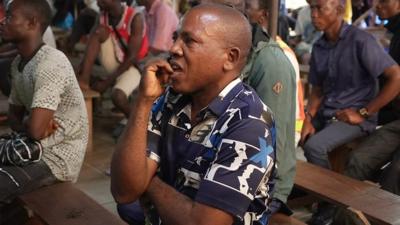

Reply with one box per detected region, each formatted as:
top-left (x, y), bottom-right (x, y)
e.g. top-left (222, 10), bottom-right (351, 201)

top-left (111, 4), bottom-right (277, 225)
top-left (0, 0), bottom-right (88, 221)
top-left (77, 0), bottom-right (149, 117)
top-left (136, 0), bottom-right (178, 55)
top-left (299, 0), bottom-right (400, 224)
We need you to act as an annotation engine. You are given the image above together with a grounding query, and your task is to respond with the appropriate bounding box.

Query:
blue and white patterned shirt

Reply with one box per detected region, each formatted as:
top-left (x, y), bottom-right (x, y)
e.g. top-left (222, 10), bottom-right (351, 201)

top-left (146, 78), bottom-right (276, 225)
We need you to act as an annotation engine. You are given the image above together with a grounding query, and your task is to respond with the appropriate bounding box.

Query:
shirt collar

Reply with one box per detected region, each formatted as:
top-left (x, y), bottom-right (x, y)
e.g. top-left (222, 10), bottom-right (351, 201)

top-left (148, 0), bottom-right (162, 15)
top-left (316, 22), bottom-right (350, 48)
top-left (168, 78), bottom-right (243, 119)
top-left (207, 78), bottom-right (243, 116)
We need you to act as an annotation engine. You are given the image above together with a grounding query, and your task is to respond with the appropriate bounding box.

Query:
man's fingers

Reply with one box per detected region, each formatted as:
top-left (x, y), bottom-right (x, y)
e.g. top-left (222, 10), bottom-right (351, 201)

top-left (145, 59), bottom-right (173, 75)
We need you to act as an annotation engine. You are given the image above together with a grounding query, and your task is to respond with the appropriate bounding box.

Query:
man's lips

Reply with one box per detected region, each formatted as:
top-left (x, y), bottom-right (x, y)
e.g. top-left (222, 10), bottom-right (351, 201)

top-left (169, 60), bottom-right (183, 72)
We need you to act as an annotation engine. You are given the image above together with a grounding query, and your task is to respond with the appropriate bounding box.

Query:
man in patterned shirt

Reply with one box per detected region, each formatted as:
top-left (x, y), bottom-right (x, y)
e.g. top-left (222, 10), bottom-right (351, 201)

top-left (0, 0), bottom-right (88, 217)
top-left (111, 4), bottom-right (276, 225)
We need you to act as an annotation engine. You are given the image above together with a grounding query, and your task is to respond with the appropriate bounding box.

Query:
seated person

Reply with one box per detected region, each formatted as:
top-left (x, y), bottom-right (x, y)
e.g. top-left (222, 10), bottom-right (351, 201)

top-left (300, 0), bottom-right (400, 170)
top-left (0, 0), bottom-right (88, 219)
top-left (292, 0), bottom-right (321, 64)
top-left (77, 0), bottom-right (149, 117)
top-left (299, 0), bottom-right (400, 223)
top-left (111, 4), bottom-right (276, 225)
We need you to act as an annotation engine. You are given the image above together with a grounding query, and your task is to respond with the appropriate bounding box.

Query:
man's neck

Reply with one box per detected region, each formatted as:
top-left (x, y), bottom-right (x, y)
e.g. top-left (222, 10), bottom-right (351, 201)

top-left (108, 4), bottom-right (124, 23)
top-left (324, 19), bottom-right (343, 43)
top-left (17, 37), bottom-right (43, 60)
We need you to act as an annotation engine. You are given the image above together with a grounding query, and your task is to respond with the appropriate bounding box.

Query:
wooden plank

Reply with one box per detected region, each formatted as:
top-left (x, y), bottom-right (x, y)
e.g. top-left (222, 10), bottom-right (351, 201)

top-left (295, 161), bottom-right (400, 225)
top-left (19, 183), bottom-right (126, 225)
top-left (270, 213), bottom-right (306, 225)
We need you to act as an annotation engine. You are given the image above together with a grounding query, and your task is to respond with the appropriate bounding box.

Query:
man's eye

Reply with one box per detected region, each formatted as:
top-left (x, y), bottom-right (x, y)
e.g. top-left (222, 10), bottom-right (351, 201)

top-left (183, 36), bottom-right (194, 44)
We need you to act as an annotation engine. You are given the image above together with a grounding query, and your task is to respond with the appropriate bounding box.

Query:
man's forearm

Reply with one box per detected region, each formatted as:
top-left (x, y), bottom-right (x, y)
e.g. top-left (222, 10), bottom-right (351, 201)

top-left (366, 76), bottom-right (400, 114)
top-left (111, 96), bottom-right (155, 203)
top-left (146, 177), bottom-right (202, 225)
top-left (306, 86), bottom-right (323, 118)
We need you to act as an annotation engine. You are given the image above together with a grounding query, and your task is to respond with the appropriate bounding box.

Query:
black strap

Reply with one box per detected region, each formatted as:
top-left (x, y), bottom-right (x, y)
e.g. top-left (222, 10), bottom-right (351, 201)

top-left (112, 24), bottom-right (129, 54)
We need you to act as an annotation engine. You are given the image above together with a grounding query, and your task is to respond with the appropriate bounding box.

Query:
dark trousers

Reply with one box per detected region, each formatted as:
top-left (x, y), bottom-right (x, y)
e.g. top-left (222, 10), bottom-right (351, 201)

top-left (345, 119), bottom-right (400, 194)
top-left (303, 115), bottom-right (367, 169)
top-left (0, 160), bottom-right (57, 206)
top-left (333, 120), bottom-right (400, 225)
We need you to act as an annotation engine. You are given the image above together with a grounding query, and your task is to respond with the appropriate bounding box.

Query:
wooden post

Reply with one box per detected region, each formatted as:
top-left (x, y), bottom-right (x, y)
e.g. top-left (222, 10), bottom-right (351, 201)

top-left (83, 89), bottom-right (100, 152)
top-left (268, 0), bottom-right (279, 40)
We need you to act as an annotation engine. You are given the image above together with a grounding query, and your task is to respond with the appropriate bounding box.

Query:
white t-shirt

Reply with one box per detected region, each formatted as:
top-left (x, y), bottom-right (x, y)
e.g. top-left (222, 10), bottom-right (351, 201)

top-left (9, 45), bottom-right (88, 182)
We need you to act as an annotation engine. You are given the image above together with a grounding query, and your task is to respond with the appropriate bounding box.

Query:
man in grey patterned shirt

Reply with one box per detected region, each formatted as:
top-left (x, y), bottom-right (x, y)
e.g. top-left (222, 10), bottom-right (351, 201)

top-left (0, 0), bottom-right (88, 217)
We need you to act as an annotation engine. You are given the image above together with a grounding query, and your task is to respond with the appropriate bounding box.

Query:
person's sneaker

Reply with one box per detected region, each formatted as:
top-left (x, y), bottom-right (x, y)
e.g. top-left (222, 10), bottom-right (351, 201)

top-left (307, 203), bottom-right (336, 225)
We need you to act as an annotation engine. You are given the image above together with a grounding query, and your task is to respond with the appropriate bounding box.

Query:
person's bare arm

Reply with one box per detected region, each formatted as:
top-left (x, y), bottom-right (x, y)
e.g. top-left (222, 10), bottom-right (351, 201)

top-left (26, 108), bottom-right (57, 140)
top-left (299, 85), bottom-right (323, 146)
top-left (8, 104), bottom-right (25, 132)
top-left (111, 59), bottom-right (172, 203)
top-left (145, 177), bottom-right (234, 225)
top-left (336, 65), bottom-right (400, 124)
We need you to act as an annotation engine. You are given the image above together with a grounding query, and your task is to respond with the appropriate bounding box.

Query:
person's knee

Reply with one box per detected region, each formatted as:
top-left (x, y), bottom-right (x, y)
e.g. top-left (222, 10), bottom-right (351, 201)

top-left (344, 151), bottom-right (370, 179)
top-left (303, 138), bottom-right (328, 160)
top-left (111, 88), bottom-right (128, 105)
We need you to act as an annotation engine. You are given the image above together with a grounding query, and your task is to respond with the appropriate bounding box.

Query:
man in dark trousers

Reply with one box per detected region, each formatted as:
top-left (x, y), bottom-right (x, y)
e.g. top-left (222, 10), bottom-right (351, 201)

top-left (299, 0), bottom-right (400, 224)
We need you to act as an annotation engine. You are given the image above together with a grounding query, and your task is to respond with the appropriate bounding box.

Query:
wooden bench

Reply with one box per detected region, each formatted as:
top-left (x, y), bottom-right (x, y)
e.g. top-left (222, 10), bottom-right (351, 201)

top-left (82, 89), bottom-right (100, 152)
top-left (19, 182), bottom-right (126, 225)
top-left (295, 160), bottom-right (400, 225)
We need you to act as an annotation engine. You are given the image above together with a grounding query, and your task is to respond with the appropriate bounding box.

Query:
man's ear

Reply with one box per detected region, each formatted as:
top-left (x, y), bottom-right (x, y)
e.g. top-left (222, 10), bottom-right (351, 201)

top-left (223, 47), bottom-right (240, 71)
top-left (336, 4), bottom-right (345, 16)
top-left (27, 16), bottom-right (40, 31)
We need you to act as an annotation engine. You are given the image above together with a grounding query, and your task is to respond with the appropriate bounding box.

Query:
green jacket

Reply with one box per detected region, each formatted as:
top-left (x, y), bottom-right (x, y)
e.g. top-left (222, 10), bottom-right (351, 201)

top-left (242, 29), bottom-right (297, 204)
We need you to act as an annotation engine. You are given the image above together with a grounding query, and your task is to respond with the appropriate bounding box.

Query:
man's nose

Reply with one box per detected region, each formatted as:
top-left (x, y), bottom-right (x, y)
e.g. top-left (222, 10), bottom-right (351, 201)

top-left (169, 40), bottom-right (183, 57)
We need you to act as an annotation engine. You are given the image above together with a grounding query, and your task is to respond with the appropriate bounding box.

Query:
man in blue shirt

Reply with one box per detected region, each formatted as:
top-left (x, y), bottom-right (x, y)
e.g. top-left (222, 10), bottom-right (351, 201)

top-left (299, 0), bottom-right (400, 168)
top-left (299, 0), bottom-right (400, 224)
top-left (111, 4), bottom-right (276, 225)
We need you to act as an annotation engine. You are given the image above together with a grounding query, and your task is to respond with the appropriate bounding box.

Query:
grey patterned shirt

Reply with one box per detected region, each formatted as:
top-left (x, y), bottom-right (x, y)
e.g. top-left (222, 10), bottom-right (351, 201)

top-left (9, 45), bottom-right (88, 181)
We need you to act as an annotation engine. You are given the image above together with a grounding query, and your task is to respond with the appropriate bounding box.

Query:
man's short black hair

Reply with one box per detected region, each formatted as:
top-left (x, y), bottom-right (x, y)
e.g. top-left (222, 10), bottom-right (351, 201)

top-left (16, 0), bottom-right (52, 33)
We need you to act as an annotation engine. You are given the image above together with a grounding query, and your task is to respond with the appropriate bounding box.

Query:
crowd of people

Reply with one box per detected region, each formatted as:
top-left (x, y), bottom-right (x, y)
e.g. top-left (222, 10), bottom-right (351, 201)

top-left (0, 0), bottom-right (399, 225)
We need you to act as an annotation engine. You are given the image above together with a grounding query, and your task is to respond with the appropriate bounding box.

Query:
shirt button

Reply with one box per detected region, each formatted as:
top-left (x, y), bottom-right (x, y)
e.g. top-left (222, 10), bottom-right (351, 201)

top-left (185, 134), bottom-right (190, 139)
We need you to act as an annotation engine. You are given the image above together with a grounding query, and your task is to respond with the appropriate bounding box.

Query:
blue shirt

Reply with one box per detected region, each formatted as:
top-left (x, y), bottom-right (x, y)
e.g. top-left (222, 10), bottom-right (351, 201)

top-left (146, 79), bottom-right (276, 225)
top-left (309, 23), bottom-right (397, 131)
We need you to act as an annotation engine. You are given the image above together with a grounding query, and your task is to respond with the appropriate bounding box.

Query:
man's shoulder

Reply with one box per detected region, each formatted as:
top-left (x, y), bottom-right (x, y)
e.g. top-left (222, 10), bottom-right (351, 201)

top-left (229, 84), bottom-right (274, 124)
top-left (344, 25), bottom-right (376, 42)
